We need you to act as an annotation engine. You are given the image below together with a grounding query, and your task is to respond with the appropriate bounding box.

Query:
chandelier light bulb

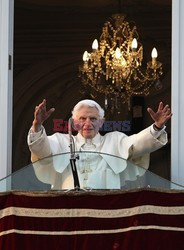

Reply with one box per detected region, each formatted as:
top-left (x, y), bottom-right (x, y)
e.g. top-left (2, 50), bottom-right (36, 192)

top-left (83, 51), bottom-right (89, 61)
top-left (115, 47), bottom-right (121, 59)
top-left (92, 39), bottom-right (98, 50)
top-left (151, 48), bottom-right (158, 58)
top-left (151, 48), bottom-right (158, 66)
top-left (131, 38), bottom-right (138, 50)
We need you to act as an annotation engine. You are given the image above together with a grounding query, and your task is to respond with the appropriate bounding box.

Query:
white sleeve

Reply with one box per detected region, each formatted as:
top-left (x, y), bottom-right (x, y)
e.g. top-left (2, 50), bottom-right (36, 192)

top-left (150, 124), bottom-right (166, 139)
top-left (27, 126), bottom-right (43, 144)
top-left (27, 125), bottom-right (52, 161)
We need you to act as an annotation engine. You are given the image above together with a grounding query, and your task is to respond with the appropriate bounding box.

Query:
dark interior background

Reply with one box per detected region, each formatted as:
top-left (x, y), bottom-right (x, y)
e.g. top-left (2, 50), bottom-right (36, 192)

top-left (13, 0), bottom-right (171, 179)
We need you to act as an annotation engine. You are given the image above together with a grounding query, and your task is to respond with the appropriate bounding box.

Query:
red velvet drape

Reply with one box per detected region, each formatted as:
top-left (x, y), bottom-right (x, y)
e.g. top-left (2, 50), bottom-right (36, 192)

top-left (0, 189), bottom-right (184, 250)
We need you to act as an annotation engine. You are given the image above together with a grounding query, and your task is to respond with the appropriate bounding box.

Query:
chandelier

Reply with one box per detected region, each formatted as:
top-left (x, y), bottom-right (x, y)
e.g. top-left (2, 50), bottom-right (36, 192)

top-left (79, 14), bottom-right (163, 108)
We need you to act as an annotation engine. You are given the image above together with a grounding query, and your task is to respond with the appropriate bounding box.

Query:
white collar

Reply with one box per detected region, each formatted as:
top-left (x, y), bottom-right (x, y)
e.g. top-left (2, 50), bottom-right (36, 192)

top-left (75, 132), bottom-right (102, 148)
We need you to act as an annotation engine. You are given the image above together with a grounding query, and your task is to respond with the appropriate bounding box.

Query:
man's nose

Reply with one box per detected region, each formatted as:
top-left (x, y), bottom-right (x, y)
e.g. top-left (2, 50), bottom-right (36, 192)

top-left (84, 118), bottom-right (92, 126)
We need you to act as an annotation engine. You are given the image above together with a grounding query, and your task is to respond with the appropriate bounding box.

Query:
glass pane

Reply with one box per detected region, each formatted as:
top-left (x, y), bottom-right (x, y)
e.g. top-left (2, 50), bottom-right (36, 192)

top-left (0, 152), bottom-right (183, 192)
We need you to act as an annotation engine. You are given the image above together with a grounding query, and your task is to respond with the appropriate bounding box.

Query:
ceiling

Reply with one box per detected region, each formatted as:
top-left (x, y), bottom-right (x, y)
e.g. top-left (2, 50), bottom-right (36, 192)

top-left (14, 0), bottom-right (172, 76)
top-left (16, 0), bottom-right (171, 7)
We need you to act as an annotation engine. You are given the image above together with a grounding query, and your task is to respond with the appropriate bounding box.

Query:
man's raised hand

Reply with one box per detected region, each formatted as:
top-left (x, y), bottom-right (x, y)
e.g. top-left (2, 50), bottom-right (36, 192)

top-left (32, 99), bottom-right (55, 132)
top-left (147, 102), bottom-right (172, 129)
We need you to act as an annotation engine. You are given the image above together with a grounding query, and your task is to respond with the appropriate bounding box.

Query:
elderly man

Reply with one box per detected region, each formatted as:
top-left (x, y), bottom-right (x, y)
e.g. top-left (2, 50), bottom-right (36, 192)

top-left (27, 99), bottom-right (172, 189)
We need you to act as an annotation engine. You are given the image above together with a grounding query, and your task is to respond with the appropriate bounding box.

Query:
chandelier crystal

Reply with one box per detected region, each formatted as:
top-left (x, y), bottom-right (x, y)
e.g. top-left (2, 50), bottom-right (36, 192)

top-left (79, 14), bottom-right (163, 107)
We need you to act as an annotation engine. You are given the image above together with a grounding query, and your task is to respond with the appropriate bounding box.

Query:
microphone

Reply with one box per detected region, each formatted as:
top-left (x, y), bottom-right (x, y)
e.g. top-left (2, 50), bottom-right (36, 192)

top-left (68, 117), bottom-right (80, 190)
top-left (68, 118), bottom-right (74, 158)
top-left (68, 117), bottom-right (81, 157)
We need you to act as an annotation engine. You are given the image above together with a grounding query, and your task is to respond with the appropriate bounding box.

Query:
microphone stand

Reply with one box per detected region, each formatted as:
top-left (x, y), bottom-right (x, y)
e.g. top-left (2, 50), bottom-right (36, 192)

top-left (68, 118), bottom-right (80, 191)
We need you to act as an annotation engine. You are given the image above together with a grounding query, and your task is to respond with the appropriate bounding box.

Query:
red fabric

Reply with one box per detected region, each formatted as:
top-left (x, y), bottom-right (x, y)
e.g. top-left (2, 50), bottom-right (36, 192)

top-left (0, 189), bottom-right (184, 250)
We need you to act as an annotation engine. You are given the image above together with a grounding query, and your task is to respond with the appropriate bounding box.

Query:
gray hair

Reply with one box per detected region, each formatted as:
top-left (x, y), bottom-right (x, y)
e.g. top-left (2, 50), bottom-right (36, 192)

top-left (72, 99), bottom-right (105, 119)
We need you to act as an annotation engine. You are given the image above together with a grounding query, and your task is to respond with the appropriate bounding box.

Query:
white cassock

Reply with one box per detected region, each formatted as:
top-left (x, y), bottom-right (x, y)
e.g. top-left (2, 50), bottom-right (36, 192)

top-left (27, 125), bottom-right (167, 189)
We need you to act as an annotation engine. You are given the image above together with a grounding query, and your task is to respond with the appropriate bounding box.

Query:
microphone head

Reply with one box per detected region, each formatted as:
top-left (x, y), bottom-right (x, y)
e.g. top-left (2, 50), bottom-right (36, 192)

top-left (72, 119), bottom-right (82, 131)
top-left (68, 118), bottom-right (82, 131)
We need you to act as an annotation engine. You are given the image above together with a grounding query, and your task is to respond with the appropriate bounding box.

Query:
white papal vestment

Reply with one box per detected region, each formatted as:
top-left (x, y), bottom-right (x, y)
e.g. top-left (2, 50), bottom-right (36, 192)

top-left (27, 125), bottom-right (167, 189)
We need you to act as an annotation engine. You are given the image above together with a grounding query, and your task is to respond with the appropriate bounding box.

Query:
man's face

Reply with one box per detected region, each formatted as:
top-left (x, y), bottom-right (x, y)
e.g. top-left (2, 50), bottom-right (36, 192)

top-left (74, 106), bottom-right (102, 139)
